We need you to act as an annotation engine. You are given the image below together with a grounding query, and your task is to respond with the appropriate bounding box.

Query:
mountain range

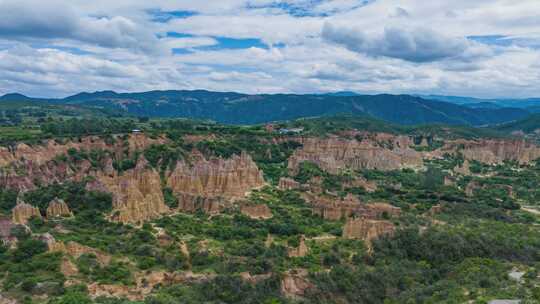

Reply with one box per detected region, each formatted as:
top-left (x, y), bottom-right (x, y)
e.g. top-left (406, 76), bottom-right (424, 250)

top-left (1, 90), bottom-right (537, 126)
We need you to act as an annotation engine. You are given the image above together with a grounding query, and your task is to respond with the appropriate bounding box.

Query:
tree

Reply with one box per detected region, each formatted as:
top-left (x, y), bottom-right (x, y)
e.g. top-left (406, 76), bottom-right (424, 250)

top-left (11, 239), bottom-right (47, 262)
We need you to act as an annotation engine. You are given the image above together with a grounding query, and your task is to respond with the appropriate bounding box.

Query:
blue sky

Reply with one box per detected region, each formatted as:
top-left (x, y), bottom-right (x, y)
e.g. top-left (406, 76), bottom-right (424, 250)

top-left (0, 0), bottom-right (539, 98)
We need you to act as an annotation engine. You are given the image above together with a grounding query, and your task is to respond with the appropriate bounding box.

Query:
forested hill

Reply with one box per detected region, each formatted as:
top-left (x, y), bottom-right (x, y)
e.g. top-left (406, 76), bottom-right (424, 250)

top-left (0, 90), bottom-right (531, 126)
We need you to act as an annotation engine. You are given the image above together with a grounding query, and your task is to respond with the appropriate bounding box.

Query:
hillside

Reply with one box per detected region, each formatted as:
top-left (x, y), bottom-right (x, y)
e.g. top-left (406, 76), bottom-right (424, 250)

top-left (0, 91), bottom-right (531, 126)
top-left (423, 95), bottom-right (540, 111)
top-left (494, 114), bottom-right (540, 134)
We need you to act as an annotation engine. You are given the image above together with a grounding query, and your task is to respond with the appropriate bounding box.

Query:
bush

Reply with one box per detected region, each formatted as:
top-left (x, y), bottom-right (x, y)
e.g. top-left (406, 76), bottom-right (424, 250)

top-left (0, 188), bottom-right (18, 213)
top-left (11, 239), bottom-right (47, 262)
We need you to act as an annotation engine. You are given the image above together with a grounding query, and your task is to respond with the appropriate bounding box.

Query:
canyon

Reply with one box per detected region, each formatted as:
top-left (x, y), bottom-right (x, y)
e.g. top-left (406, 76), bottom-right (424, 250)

top-left (2, 133), bottom-right (540, 228)
top-left (287, 136), bottom-right (423, 174)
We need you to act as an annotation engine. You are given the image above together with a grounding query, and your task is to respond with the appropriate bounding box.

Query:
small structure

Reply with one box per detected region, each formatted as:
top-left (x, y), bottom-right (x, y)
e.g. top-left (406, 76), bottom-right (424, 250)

top-left (132, 129), bottom-right (142, 133)
top-left (279, 127), bottom-right (304, 135)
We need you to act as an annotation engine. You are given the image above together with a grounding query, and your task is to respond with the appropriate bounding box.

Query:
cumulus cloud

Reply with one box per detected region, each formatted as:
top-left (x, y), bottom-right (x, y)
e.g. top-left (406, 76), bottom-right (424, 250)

top-left (0, 0), bottom-right (539, 98)
top-left (0, 0), bottom-right (161, 53)
top-left (321, 22), bottom-right (484, 63)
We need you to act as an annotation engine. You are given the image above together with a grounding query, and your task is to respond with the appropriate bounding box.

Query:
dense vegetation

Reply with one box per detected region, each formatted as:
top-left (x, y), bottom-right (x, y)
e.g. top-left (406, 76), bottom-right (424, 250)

top-left (0, 113), bottom-right (539, 304)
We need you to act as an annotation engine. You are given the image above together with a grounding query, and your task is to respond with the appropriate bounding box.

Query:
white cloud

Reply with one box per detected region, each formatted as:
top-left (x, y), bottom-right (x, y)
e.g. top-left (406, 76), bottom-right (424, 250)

top-left (0, 0), bottom-right (162, 54)
top-left (322, 22), bottom-right (477, 62)
top-left (161, 37), bottom-right (218, 50)
top-left (0, 0), bottom-right (539, 98)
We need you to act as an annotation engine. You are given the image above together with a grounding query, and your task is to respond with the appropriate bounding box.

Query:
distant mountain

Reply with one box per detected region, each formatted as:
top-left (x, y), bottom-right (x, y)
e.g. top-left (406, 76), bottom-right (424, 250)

top-left (421, 95), bottom-right (540, 111)
top-left (0, 93), bottom-right (40, 102)
top-left (462, 102), bottom-right (503, 110)
top-left (0, 90), bottom-right (532, 126)
top-left (493, 114), bottom-right (540, 134)
top-left (323, 91), bottom-right (360, 97)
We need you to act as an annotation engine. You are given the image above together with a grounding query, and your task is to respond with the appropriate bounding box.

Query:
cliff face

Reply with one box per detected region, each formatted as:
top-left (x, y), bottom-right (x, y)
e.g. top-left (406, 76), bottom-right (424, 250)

top-left (0, 160), bottom-right (75, 192)
top-left (167, 152), bottom-right (265, 213)
top-left (46, 198), bottom-right (73, 218)
top-left (305, 193), bottom-right (401, 221)
top-left (280, 269), bottom-right (313, 299)
top-left (443, 139), bottom-right (540, 165)
top-left (176, 193), bottom-right (224, 214)
top-left (0, 137), bottom-right (107, 167)
top-left (342, 218), bottom-right (395, 242)
top-left (12, 200), bottom-right (42, 225)
top-left (96, 157), bottom-right (170, 224)
top-left (0, 134), bottom-right (164, 191)
top-left (476, 140), bottom-right (540, 164)
top-left (288, 137), bottom-right (423, 174)
top-left (2, 141), bottom-right (266, 223)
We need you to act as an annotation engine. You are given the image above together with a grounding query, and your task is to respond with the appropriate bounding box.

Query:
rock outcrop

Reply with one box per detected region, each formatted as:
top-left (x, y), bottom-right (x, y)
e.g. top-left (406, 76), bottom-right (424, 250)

top-left (240, 204), bottom-right (273, 219)
top-left (90, 157), bottom-right (169, 223)
top-left (444, 176), bottom-right (456, 186)
top-left (278, 177), bottom-right (301, 190)
top-left (60, 258), bottom-right (79, 277)
top-left (343, 177), bottom-right (378, 192)
top-left (0, 159), bottom-right (75, 191)
top-left (87, 270), bottom-right (215, 301)
top-left (46, 198), bottom-right (73, 218)
top-left (305, 193), bottom-right (401, 221)
top-left (342, 218), bottom-right (395, 242)
top-left (167, 152), bottom-right (265, 213)
top-left (442, 139), bottom-right (540, 165)
top-left (465, 181), bottom-right (480, 197)
top-left (156, 229), bottom-right (174, 247)
top-left (12, 200), bottom-right (41, 225)
top-left (0, 217), bottom-right (15, 245)
top-left (288, 235), bottom-right (309, 257)
top-left (111, 157), bottom-right (169, 223)
top-left (281, 269), bottom-right (314, 299)
top-left (288, 137), bottom-right (423, 174)
top-left (427, 204), bottom-right (443, 216)
top-left (45, 235), bottom-right (112, 266)
top-left (240, 272), bottom-right (273, 284)
top-left (453, 160), bottom-right (471, 175)
top-left (179, 241), bottom-right (191, 262)
top-left (265, 234), bottom-right (274, 248)
top-left (168, 151), bottom-right (265, 199)
top-left (0, 134), bottom-right (164, 191)
top-left (175, 193), bottom-right (223, 214)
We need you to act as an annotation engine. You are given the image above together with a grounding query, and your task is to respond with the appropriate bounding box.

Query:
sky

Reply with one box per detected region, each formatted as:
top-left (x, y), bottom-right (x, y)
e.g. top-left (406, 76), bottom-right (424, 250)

top-left (0, 0), bottom-right (539, 98)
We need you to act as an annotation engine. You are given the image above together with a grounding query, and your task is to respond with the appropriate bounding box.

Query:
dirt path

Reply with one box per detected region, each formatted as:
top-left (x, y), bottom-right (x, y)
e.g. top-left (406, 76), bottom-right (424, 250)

top-left (522, 206), bottom-right (540, 216)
